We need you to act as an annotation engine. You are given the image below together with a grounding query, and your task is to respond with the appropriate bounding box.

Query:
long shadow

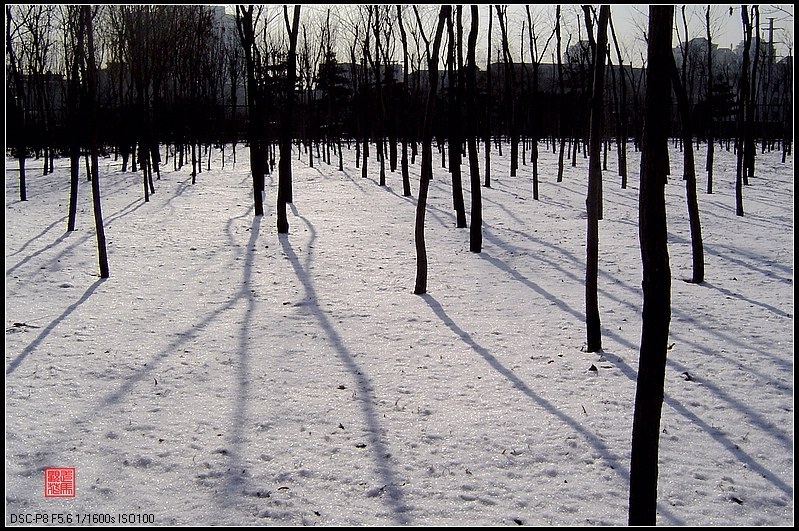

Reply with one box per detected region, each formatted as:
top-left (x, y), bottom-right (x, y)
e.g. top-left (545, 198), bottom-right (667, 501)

top-left (612, 216), bottom-right (793, 282)
top-left (484, 214), bottom-right (794, 377)
top-left (6, 278), bottom-right (107, 375)
top-left (420, 293), bottom-right (684, 525)
top-left (5, 232), bottom-right (71, 277)
top-left (480, 247), bottom-right (794, 495)
top-left (6, 197), bottom-right (146, 278)
top-left (103, 197), bottom-right (148, 230)
top-left (698, 281), bottom-right (792, 318)
top-left (7, 215), bottom-right (68, 258)
top-left (221, 215), bottom-right (260, 503)
top-left (279, 211), bottom-right (411, 525)
top-left (101, 207), bottom-right (257, 407)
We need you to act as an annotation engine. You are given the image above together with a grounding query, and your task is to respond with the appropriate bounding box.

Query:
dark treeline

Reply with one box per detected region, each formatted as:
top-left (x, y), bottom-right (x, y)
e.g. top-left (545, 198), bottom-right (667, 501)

top-left (6, 5), bottom-right (794, 184)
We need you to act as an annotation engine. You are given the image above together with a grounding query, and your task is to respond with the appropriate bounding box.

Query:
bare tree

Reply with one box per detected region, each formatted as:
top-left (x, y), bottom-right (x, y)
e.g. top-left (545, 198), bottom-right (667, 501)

top-left (466, 5), bottom-right (482, 253)
top-left (735, 5), bottom-right (753, 217)
top-left (397, 4), bottom-right (412, 196)
top-left (608, 12), bottom-right (629, 188)
top-left (6, 6), bottom-right (28, 201)
top-left (495, 5), bottom-right (518, 177)
top-left (63, 5), bottom-right (85, 232)
top-left (672, 8), bottom-right (705, 284)
top-left (584, 5), bottom-right (609, 354)
top-left (413, 4), bottom-right (450, 295)
top-left (446, 7), bottom-right (467, 228)
top-left (483, 5), bottom-right (493, 188)
top-left (705, 5), bottom-right (716, 194)
top-left (555, 5), bottom-right (567, 183)
top-left (628, 5), bottom-right (674, 525)
top-left (277, 4), bottom-right (301, 234)
top-left (524, 6), bottom-right (555, 200)
top-left (83, 5), bottom-right (110, 279)
top-left (236, 5), bottom-right (266, 216)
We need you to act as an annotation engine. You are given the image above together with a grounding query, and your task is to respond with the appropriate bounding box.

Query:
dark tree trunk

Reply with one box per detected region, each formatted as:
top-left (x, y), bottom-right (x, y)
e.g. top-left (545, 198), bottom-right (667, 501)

top-left (671, 55), bottom-right (705, 284)
top-left (466, 6), bottom-right (482, 253)
top-left (447, 9), bottom-right (466, 229)
top-left (556, 6), bottom-right (566, 183)
top-left (608, 14), bottom-right (629, 188)
top-left (67, 5), bottom-right (84, 232)
top-left (84, 6), bottom-right (109, 279)
top-left (413, 5), bottom-right (449, 295)
top-left (397, 5), bottom-right (412, 196)
top-left (585, 5), bottom-right (609, 354)
top-left (7, 7), bottom-right (27, 201)
top-left (277, 5), bottom-right (301, 234)
top-left (705, 6), bottom-right (715, 194)
top-left (235, 6), bottom-right (265, 217)
top-left (736, 6), bottom-right (753, 217)
top-left (496, 6), bottom-right (517, 177)
top-left (744, 6), bottom-right (760, 183)
top-left (628, 6), bottom-right (674, 525)
top-left (483, 6), bottom-right (492, 188)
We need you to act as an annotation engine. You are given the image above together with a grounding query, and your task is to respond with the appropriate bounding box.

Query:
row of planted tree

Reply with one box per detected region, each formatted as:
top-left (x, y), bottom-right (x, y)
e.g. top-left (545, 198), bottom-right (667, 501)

top-left (7, 5), bottom-right (793, 203)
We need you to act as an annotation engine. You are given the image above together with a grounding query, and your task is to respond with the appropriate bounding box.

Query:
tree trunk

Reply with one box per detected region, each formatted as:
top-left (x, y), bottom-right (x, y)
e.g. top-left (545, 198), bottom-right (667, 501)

top-left (414, 5), bottom-right (449, 295)
top-left (628, 6), bottom-right (673, 525)
top-left (84, 6), bottom-right (110, 279)
top-left (466, 6), bottom-right (482, 253)
top-left (670, 55), bottom-right (705, 284)
top-left (236, 6), bottom-right (265, 216)
top-left (608, 14), bottom-right (629, 188)
top-left (705, 6), bottom-right (715, 194)
top-left (483, 6), bottom-right (492, 188)
top-left (556, 6), bottom-right (566, 183)
top-left (447, 10), bottom-right (467, 228)
top-left (278, 5), bottom-right (301, 234)
top-left (397, 5), bottom-right (412, 197)
top-left (496, 6), bottom-right (517, 177)
top-left (585, 5), bottom-right (609, 353)
top-left (736, 7), bottom-right (753, 217)
top-left (67, 5), bottom-right (84, 232)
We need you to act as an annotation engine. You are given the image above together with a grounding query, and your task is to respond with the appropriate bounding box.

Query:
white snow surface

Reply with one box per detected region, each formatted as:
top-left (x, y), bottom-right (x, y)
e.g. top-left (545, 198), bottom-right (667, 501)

top-left (5, 141), bottom-right (794, 526)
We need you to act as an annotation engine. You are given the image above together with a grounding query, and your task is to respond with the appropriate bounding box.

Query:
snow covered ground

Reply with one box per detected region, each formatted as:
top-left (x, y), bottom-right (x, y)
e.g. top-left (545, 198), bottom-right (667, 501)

top-left (5, 140), bottom-right (793, 526)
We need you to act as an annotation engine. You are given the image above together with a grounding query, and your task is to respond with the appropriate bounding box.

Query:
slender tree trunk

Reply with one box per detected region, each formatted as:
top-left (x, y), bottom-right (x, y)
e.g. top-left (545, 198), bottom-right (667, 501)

top-left (6, 7), bottom-right (27, 201)
top-left (705, 6), bottom-right (715, 194)
top-left (67, 6), bottom-right (84, 232)
top-left (278, 5), bottom-right (301, 234)
top-left (585, 5), bottom-right (609, 353)
top-left (466, 6), bottom-right (482, 253)
top-left (397, 5), bottom-right (412, 196)
top-left (236, 6), bottom-right (265, 217)
top-left (744, 6), bottom-right (760, 184)
top-left (84, 6), bottom-right (109, 279)
top-left (483, 6), bottom-right (492, 188)
top-left (608, 14), bottom-right (629, 188)
top-left (671, 55), bottom-right (705, 283)
top-left (556, 6), bottom-right (566, 183)
top-left (496, 6), bottom-right (517, 177)
top-left (628, 6), bottom-right (674, 525)
top-left (736, 6), bottom-right (753, 217)
top-left (414, 5), bottom-right (449, 295)
top-left (447, 10), bottom-right (466, 228)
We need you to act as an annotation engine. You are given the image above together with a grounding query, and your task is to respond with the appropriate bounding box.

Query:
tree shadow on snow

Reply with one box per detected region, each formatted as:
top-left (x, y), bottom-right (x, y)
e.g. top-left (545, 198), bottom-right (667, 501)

top-left (6, 277), bottom-right (107, 375)
top-left (480, 244), bottom-right (793, 497)
top-left (278, 208), bottom-right (411, 525)
top-left (419, 293), bottom-right (688, 525)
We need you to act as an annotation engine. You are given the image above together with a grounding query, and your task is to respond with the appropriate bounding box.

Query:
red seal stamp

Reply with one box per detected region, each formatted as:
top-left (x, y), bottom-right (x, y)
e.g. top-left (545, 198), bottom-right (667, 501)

top-left (44, 468), bottom-right (76, 498)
